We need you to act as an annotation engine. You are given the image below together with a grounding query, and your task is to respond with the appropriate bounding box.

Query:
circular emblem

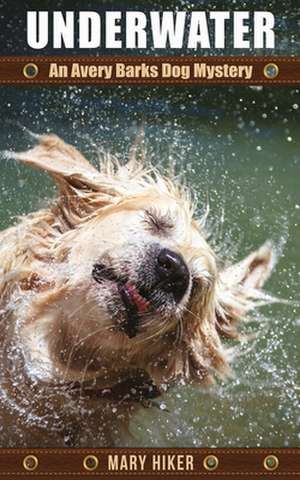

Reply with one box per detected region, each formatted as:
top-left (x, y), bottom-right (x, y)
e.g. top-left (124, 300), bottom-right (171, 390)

top-left (263, 63), bottom-right (279, 79)
top-left (203, 454), bottom-right (219, 471)
top-left (23, 63), bottom-right (39, 79)
top-left (22, 455), bottom-right (39, 471)
top-left (263, 454), bottom-right (279, 471)
top-left (83, 455), bottom-right (99, 471)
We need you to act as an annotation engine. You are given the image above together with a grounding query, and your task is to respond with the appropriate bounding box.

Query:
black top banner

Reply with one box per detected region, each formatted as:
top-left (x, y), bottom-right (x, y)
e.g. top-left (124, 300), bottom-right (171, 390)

top-left (0, 0), bottom-right (298, 56)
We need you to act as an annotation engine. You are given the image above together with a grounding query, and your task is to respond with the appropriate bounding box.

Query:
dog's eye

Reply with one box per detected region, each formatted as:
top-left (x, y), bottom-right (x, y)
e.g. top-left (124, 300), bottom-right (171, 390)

top-left (144, 209), bottom-right (174, 234)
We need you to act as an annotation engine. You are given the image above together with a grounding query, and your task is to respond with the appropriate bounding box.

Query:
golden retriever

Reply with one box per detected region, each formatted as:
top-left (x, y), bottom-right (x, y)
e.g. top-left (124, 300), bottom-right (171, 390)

top-left (0, 134), bottom-right (275, 446)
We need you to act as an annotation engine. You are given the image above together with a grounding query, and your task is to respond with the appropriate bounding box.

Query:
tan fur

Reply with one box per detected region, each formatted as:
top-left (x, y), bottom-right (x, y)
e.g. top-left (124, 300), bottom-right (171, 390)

top-left (0, 134), bottom-right (275, 446)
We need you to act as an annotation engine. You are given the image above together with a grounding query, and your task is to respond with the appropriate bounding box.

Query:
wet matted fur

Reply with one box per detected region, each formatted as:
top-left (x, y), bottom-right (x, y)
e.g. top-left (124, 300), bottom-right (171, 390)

top-left (0, 134), bottom-right (275, 446)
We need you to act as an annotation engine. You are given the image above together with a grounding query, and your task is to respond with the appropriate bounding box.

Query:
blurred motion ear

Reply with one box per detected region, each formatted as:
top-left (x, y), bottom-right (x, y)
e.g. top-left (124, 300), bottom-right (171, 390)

top-left (216, 242), bottom-right (276, 339)
top-left (14, 134), bottom-right (103, 194)
top-left (14, 134), bottom-right (116, 227)
top-left (220, 242), bottom-right (275, 290)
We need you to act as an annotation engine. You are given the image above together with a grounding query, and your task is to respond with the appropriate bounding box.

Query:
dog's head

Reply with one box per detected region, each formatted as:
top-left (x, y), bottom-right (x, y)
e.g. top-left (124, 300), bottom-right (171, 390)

top-left (14, 135), bottom-right (275, 392)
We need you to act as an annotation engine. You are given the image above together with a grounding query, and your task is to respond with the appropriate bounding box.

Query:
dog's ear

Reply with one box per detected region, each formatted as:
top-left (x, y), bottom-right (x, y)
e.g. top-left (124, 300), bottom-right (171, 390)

top-left (216, 242), bottom-right (276, 339)
top-left (15, 134), bottom-right (101, 192)
top-left (14, 134), bottom-right (121, 226)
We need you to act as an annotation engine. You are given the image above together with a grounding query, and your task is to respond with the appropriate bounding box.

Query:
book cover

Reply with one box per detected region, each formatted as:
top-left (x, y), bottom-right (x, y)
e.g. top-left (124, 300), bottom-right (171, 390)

top-left (0, 0), bottom-right (298, 477)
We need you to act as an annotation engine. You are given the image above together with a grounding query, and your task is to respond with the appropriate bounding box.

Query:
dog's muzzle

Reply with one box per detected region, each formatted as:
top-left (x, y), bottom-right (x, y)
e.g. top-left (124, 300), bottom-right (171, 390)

top-left (92, 247), bottom-right (190, 338)
top-left (156, 248), bottom-right (190, 303)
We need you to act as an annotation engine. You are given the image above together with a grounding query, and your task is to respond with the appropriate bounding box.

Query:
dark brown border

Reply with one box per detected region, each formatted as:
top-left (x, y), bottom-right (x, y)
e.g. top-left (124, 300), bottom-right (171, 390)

top-left (0, 56), bottom-right (299, 85)
top-left (0, 448), bottom-right (298, 478)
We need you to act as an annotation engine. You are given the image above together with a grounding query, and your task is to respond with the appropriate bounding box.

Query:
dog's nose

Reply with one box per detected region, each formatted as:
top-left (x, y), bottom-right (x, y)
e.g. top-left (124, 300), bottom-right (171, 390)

top-left (156, 248), bottom-right (190, 302)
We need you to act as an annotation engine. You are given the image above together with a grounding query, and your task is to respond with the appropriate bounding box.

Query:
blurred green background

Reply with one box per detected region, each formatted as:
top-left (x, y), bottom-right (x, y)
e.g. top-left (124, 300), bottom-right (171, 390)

top-left (0, 85), bottom-right (299, 446)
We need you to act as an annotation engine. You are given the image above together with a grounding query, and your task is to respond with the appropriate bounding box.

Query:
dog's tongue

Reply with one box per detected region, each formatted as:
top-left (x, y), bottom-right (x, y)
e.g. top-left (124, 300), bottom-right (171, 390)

top-left (125, 282), bottom-right (150, 313)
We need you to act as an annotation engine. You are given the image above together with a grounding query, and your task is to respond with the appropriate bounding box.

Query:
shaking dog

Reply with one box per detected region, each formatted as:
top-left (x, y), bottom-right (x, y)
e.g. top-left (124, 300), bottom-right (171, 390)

top-left (0, 134), bottom-right (275, 446)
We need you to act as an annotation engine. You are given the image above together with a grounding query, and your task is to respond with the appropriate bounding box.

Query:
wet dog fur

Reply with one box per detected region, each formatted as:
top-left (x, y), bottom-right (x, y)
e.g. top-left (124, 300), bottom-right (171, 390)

top-left (0, 134), bottom-right (275, 446)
